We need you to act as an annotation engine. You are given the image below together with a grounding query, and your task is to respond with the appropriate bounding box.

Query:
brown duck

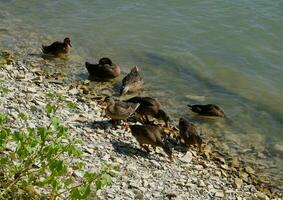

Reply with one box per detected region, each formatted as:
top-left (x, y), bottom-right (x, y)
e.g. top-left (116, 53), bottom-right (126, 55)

top-left (125, 96), bottom-right (171, 126)
top-left (187, 104), bottom-right (225, 117)
top-left (42, 37), bottom-right (72, 56)
top-left (104, 97), bottom-right (140, 121)
top-left (179, 117), bottom-right (203, 151)
top-left (129, 124), bottom-right (172, 159)
top-left (85, 57), bottom-right (121, 81)
top-left (120, 66), bottom-right (144, 96)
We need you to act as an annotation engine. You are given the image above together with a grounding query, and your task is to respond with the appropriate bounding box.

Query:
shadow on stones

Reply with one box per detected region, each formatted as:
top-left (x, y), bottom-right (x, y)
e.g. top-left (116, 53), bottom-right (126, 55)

top-left (111, 140), bottom-right (150, 159)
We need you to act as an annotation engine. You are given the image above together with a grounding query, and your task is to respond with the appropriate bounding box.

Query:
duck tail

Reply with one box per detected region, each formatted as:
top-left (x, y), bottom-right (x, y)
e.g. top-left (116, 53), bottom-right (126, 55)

top-left (187, 104), bottom-right (193, 108)
top-left (41, 45), bottom-right (47, 54)
top-left (120, 86), bottom-right (129, 96)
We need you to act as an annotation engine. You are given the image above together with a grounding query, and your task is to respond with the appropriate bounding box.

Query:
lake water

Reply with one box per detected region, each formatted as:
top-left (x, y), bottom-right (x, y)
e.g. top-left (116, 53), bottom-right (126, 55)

top-left (0, 0), bottom-right (282, 186)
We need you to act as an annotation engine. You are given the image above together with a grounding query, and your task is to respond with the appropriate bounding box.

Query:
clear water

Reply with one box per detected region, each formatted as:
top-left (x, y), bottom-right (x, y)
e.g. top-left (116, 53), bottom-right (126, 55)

top-left (1, 0), bottom-right (283, 185)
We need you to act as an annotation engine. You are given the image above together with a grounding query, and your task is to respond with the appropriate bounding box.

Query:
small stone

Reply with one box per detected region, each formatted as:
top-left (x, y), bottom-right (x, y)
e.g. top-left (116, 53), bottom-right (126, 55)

top-left (256, 191), bottom-right (269, 200)
top-left (220, 164), bottom-right (229, 170)
top-left (215, 191), bottom-right (224, 198)
top-left (198, 180), bottom-right (206, 187)
top-left (179, 151), bottom-right (192, 163)
top-left (26, 87), bottom-right (37, 93)
top-left (245, 166), bottom-right (255, 174)
top-left (68, 88), bottom-right (79, 95)
top-left (233, 177), bottom-right (243, 189)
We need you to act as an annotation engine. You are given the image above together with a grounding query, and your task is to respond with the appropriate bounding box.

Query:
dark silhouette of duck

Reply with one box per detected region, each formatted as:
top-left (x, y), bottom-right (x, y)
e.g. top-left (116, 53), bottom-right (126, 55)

top-left (125, 96), bottom-right (171, 127)
top-left (104, 97), bottom-right (140, 121)
top-left (120, 66), bottom-right (143, 96)
top-left (129, 124), bottom-right (172, 159)
top-left (179, 117), bottom-right (203, 151)
top-left (42, 37), bottom-right (72, 56)
top-left (187, 104), bottom-right (225, 117)
top-left (85, 57), bottom-right (121, 81)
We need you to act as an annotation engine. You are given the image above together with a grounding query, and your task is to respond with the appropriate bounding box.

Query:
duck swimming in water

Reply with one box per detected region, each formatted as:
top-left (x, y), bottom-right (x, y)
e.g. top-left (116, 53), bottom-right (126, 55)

top-left (120, 66), bottom-right (143, 96)
top-left (85, 57), bottom-right (121, 81)
top-left (187, 104), bottom-right (225, 117)
top-left (42, 37), bottom-right (72, 56)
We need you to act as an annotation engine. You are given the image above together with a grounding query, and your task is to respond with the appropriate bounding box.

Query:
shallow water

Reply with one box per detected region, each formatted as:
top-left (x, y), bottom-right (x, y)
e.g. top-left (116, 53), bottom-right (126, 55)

top-left (1, 0), bottom-right (283, 185)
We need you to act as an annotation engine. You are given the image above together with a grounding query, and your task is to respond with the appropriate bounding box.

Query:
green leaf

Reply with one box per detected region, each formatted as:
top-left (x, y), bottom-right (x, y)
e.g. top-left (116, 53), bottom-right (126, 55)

top-left (0, 87), bottom-right (8, 96)
top-left (46, 103), bottom-right (56, 114)
top-left (66, 145), bottom-right (82, 157)
top-left (49, 160), bottom-right (67, 176)
top-left (18, 112), bottom-right (28, 121)
top-left (51, 117), bottom-right (60, 130)
top-left (81, 184), bottom-right (91, 199)
top-left (37, 127), bottom-right (48, 142)
top-left (71, 188), bottom-right (82, 199)
top-left (67, 101), bottom-right (77, 110)
top-left (46, 92), bottom-right (56, 99)
top-left (83, 172), bottom-right (97, 183)
top-left (0, 113), bottom-right (7, 125)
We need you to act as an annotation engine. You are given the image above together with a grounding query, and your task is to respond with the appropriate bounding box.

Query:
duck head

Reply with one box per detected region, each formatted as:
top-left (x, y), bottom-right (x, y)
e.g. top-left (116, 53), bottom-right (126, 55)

top-left (64, 37), bottom-right (72, 47)
top-left (187, 105), bottom-right (202, 113)
top-left (99, 57), bottom-right (113, 65)
top-left (155, 109), bottom-right (171, 127)
top-left (103, 96), bottom-right (115, 106)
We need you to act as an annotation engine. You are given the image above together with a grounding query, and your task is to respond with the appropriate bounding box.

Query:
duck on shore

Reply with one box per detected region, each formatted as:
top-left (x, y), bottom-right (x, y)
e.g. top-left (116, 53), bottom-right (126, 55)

top-left (85, 57), bottom-right (121, 81)
top-left (129, 124), bottom-right (172, 160)
top-left (42, 37), bottom-right (72, 56)
top-left (104, 96), bottom-right (140, 124)
top-left (187, 104), bottom-right (225, 117)
top-left (120, 66), bottom-right (143, 96)
top-left (179, 117), bottom-right (203, 151)
top-left (125, 96), bottom-right (171, 127)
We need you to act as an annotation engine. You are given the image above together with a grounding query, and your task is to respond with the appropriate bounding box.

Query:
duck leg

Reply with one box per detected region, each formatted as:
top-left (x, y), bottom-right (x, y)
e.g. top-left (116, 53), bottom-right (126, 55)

top-left (141, 145), bottom-right (150, 153)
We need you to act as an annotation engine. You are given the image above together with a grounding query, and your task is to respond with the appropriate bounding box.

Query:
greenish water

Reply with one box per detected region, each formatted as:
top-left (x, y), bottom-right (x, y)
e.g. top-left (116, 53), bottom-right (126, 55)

top-left (1, 0), bottom-right (283, 185)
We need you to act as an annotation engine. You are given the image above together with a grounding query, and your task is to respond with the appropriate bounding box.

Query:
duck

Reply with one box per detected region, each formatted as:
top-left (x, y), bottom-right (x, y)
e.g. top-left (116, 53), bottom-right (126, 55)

top-left (85, 57), bottom-right (121, 81)
top-left (129, 124), bottom-right (172, 159)
top-left (179, 117), bottom-right (203, 151)
top-left (125, 96), bottom-right (171, 127)
top-left (42, 37), bottom-right (72, 56)
top-left (104, 96), bottom-right (140, 122)
top-left (120, 66), bottom-right (143, 96)
top-left (187, 104), bottom-right (225, 117)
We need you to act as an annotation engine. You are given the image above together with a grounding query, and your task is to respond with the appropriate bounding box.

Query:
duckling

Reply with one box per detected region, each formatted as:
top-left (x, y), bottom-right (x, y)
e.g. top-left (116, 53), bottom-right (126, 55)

top-left (125, 96), bottom-right (171, 126)
top-left (104, 97), bottom-right (140, 122)
top-left (129, 124), bottom-right (172, 159)
top-left (187, 104), bottom-right (225, 117)
top-left (178, 117), bottom-right (203, 151)
top-left (85, 57), bottom-right (121, 81)
top-left (120, 66), bottom-right (143, 96)
top-left (42, 37), bottom-right (72, 56)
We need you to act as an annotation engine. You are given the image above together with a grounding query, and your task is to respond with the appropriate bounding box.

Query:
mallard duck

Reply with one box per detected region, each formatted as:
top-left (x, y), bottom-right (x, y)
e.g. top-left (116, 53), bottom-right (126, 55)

top-left (129, 124), bottom-right (172, 159)
top-left (85, 57), bottom-right (121, 81)
top-left (104, 97), bottom-right (140, 121)
top-left (42, 37), bottom-right (72, 56)
top-left (120, 66), bottom-right (143, 96)
top-left (187, 104), bottom-right (225, 117)
top-left (125, 96), bottom-right (171, 126)
top-left (179, 117), bottom-right (202, 151)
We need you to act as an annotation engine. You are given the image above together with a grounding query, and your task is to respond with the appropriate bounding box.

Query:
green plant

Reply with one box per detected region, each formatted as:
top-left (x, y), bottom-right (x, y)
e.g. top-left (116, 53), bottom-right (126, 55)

top-left (0, 93), bottom-right (118, 199)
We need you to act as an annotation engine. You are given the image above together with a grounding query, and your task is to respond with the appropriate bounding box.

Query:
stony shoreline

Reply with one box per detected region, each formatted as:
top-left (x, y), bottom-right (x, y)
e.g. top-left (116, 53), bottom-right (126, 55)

top-left (0, 55), bottom-right (282, 199)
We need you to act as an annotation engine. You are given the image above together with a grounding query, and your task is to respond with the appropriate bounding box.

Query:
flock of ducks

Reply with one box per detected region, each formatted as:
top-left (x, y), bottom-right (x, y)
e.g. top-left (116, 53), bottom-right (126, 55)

top-left (42, 37), bottom-right (226, 160)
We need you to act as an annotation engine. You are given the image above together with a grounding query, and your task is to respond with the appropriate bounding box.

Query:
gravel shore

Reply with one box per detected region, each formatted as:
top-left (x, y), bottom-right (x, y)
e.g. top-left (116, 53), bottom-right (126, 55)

top-left (0, 56), bottom-right (281, 199)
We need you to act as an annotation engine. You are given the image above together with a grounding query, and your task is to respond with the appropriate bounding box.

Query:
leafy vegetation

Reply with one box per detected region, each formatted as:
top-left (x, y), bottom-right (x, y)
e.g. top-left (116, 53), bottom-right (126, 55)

top-left (0, 93), bottom-right (118, 199)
